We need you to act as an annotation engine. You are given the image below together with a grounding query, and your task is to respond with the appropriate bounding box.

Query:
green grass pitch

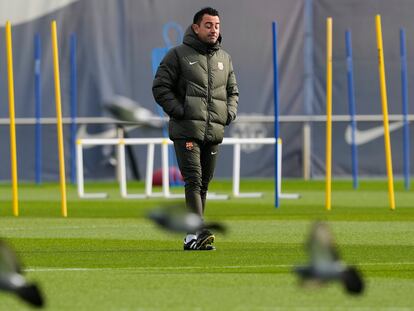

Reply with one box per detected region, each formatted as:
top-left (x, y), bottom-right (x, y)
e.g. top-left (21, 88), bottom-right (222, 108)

top-left (1, 179), bottom-right (414, 310)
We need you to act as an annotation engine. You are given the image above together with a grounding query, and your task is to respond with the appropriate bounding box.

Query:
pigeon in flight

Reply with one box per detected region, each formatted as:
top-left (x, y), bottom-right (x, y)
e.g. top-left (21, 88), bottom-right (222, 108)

top-left (293, 222), bottom-right (364, 295)
top-left (0, 240), bottom-right (45, 307)
top-left (147, 205), bottom-right (226, 234)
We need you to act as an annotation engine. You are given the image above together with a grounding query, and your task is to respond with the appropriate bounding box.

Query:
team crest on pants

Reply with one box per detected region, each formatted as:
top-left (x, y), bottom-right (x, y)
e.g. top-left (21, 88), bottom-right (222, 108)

top-left (218, 62), bottom-right (224, 70)
top-left (186, 141), bottom-right (193, 150)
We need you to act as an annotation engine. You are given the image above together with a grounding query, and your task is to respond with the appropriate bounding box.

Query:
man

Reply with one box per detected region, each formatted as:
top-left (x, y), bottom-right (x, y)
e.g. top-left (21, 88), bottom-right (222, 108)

top-left (152, 7), bottom-right (239, 250)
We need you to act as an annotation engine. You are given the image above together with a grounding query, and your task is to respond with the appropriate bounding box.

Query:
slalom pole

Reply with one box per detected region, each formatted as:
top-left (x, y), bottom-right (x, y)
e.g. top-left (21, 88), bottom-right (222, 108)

top-left (345, 30), bottom-right (359, 189)
top-left (70, 33), bottom-right (77, 184)
top-left (399, 28), bottom-right (410, 190)
top-left (51, 20), bottom-right (68, 217)
top-left (325, 17), bottom-right (333, 211)
top-left (375, 15), bottom-right (395, 210)
top-left (34, 33), bottom-right (42, 184)
top-left (5, 21), bottom-right (19, 216)
top-left (272, 21), bottom-right (280, 208)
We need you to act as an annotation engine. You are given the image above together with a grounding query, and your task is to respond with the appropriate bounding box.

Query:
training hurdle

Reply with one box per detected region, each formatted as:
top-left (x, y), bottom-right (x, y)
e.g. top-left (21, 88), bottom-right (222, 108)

top-left (76, 137), bottom-right (298, 200)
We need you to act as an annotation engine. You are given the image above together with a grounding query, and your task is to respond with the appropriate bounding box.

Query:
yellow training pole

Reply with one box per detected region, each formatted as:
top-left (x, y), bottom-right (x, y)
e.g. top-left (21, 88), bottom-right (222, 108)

top-left (5, 21), bottom-right (19, 216)
top-left (325, 17), bottom-right (333, 211)
top-left (375, 15), bottom-right (395, 210)
top-left (51, 21), bottom-right (68, 217)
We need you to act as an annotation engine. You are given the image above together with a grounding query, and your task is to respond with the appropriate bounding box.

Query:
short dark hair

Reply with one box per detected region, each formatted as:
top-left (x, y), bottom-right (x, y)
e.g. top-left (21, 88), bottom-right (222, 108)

top-left (193, 7), bottom-right (219, 25)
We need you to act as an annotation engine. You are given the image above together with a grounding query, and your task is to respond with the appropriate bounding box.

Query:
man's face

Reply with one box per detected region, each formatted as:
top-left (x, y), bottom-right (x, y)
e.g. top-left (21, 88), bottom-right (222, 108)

top-left (192, 14), bottom-right (220, 45)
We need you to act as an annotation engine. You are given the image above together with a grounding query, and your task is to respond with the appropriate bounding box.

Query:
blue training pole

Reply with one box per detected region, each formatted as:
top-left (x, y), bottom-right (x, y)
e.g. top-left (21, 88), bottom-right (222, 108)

top-left (70, 33), bottom-right (77, 184)
top-left (345, 30), bottom-right (359, 189)
top-left (34, 33), bottom-right (42, 184)
top-left (400, 28), bottom-right (410, 190)
top-left (272, 21), bottom-right (280, 208)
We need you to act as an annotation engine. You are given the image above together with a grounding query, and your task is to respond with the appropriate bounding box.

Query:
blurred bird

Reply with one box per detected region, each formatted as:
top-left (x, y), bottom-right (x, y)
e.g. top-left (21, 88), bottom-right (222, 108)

top-left (0, 240), bottom-right (44, 307)
top-left (147, 205), bottom-right (226, 234)
top-left (104, 95), bottom-right (164, 128)
top-left (293, 222), bottom-right (364, 295)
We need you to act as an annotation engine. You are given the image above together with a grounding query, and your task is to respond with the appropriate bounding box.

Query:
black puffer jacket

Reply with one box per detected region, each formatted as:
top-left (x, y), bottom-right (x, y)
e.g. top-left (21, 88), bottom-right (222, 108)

top-left (152, 26), bottom-right (239, 144)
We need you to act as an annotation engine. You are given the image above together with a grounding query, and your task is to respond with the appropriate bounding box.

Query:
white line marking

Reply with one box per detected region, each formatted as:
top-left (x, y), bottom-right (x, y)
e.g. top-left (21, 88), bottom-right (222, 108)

top-left (24, 262), bottom-right (414, 273)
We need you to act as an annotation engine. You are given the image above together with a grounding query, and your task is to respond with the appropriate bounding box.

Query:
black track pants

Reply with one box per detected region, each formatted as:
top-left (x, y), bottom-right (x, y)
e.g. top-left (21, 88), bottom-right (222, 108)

top-left (173, 139), bottom-right (219, 217)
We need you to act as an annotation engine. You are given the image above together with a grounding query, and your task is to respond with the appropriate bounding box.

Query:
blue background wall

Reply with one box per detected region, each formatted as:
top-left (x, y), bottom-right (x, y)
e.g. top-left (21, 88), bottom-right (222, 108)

top-left (0, 0), bottom-right (413, 181)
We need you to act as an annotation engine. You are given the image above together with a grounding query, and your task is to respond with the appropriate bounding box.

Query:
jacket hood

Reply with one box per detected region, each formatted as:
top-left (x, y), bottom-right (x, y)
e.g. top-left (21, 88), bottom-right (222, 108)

top-left (183, 25), bottom-right (221, 54)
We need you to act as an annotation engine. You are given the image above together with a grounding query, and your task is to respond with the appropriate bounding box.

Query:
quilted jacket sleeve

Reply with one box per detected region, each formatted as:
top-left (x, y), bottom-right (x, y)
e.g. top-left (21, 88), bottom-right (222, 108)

top-left (226, 57), bottom-right (239, 125)
top-left (152, 49), bottom-right (184, 119)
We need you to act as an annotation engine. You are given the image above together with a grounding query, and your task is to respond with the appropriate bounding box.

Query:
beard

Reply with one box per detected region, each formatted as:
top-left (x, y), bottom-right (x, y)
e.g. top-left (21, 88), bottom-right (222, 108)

top-left (206, 36), bottom-right (218, 46)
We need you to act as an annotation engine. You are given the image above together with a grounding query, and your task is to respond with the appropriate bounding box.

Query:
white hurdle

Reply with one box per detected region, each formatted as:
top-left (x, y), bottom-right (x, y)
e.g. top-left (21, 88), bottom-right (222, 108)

top-left (77, 138), bottom-right (181, 199)
top-left (222, 138), bottom-right (299, 199)
top-left (76, 137), bottom-right (298, 200)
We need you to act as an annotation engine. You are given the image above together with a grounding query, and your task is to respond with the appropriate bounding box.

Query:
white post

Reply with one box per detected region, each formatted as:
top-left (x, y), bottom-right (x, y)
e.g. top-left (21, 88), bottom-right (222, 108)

top-left (277, 138), bottom-right (282, 195)
top-left (76, 142), bottom-right (84, 197)
top-left (231, 142), bottom-right (262, 198)
top-left (76, 140), bottom-right (107, 198)
top-left (161, 140), bottom-right (170, 197)
top-left (118, 139), bottom-right (151, 199)
top-left (118, 141), bottom-right (128, 198)
top-left (116, 127), bottom-right (124, 183)
top-left (233, 143), bottom-right (241, 196)
top-left (303, 122), bottom-right (311, 180)
top-left (145, 143), bottom-right (155, 197)
top-left (278, 139), bottom-right (300, 199)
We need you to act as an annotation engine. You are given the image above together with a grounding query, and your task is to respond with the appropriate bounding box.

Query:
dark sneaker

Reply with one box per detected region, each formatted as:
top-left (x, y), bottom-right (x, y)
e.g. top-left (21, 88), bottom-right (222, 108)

top-left (183, 238), bottom-right (198, 251)
top-left (198, 244), bottom-right (216, 250)
top-left (183, 230), bottom-right (216, 251)
top-left (183, 240), bottom-right (215, 251)
top-left (196, 229), bottom-right (215, 249)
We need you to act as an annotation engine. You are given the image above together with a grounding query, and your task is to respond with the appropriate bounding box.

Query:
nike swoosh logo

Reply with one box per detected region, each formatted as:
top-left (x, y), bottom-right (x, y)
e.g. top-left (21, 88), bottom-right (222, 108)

top-left (189, 61), bottom-right (198, 65)
top-left (211, 151), bottom-right (218, 155)
top-left (344, 121), bottom-right (405, 146)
